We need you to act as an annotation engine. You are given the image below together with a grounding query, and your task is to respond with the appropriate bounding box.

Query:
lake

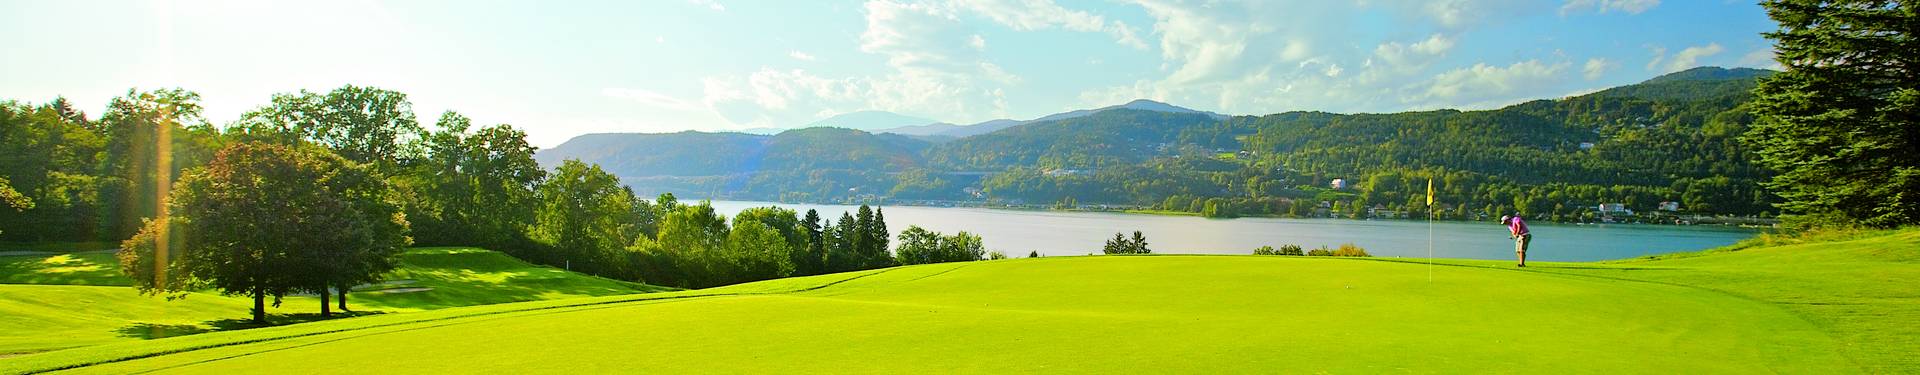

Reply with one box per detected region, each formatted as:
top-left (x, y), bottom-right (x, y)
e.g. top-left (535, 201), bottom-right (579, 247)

top-left (706, 200), bottom-right (1760, 262)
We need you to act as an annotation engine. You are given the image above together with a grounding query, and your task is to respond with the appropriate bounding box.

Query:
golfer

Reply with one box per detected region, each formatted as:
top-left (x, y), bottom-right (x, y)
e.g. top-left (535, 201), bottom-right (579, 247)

top-left (1500, 214), bottom-right (1531, 267)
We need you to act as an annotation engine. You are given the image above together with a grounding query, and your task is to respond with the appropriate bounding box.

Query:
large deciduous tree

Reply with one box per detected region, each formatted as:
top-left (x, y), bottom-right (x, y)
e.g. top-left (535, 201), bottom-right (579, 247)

top-left (531, 160), bottom-right (635, 274)
top-left (1749, 0), bottom-right (1920, 228)
top-left (99, 88), bottom-right (224, 240)
top-left (735, 206), bottom-right (811, 275)
top-left (233, 85), bottom-right (423, 169)
top-left (119, 143), bottom-right (409, 323)
top-left (403, 111), bottom-right (545, 247)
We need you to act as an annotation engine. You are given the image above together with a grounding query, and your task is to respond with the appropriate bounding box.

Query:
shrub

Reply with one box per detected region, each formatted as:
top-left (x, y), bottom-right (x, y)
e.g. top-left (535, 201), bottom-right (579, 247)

top-left (988, 251), bottom-right (1008, 260)
top-left (1253, 245), bottom-right (1278, 255)
top-left (1332, 243), bottom-right (1371, 257)
top-left (1102, 231), bottom-right (1151, 254)
top-left (1028, 251), bottom-right (1041, 258)
top-left (1279, 244), bottom-right (1304, 256)
top-left (1306, 246), bottom-right (1334, 256)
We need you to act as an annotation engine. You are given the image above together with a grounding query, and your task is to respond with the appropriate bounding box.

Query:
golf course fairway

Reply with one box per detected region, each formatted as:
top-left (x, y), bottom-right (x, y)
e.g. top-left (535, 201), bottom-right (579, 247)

top-left (6, 229), bottom-right (1915, 374)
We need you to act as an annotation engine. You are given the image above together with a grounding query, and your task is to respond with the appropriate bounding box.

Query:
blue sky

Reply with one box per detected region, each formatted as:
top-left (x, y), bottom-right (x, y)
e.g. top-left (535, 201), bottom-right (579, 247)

top-left (0, 0), bottom-right (1780, 147)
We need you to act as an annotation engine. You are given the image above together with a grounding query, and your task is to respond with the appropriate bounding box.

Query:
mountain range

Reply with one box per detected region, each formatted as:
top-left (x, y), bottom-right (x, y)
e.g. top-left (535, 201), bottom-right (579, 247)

top-left (538, 67), bottom-right (1778, 217)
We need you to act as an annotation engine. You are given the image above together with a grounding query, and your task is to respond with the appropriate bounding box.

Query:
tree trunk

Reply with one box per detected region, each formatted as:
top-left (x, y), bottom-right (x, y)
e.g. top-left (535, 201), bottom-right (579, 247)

top-left (252, 290), bottom-right (266, 324)
top-left (336, 282), bottom-right (350, 312)
top-left (319, 286), bottom-right (331, 317)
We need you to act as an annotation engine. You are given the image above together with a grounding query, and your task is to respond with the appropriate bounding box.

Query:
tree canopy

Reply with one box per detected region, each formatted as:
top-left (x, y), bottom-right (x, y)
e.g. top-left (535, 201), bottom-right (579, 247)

top-left (118, 143), bottom-right (409, 323)
top-left (1748, 0), bottom-right (1920, 228)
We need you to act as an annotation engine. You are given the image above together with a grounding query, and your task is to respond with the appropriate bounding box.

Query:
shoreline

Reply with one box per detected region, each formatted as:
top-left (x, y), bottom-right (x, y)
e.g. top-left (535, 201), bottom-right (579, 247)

top-left (697, 198), bottom-right (1778, 228)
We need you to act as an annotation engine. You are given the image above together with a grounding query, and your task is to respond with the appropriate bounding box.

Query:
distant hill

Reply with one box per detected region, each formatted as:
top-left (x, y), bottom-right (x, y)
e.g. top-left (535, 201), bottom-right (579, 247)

top-left (1642, 66), bottom-right (1775, 84)
top-left (876, 99), bottom-right (1230, 138)
top-left (540, 67), bottom-right (1782, 217)
top-left (537, 127), bottom-right (930, 200)
top-left (924, 109), bottom-right (1223, 170)
top-left (534, 131), bottom-right (765, 176)
top-left (803, 111), bottom-right (938, 132)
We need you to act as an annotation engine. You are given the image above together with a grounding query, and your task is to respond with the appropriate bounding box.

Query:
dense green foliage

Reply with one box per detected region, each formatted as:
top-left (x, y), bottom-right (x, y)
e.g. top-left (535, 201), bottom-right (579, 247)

top-left (892, 225), bottom-right (985, 265)
top-left (1252, 244), bottom-right (1304, 256)
top-left (117, 143), bottom-right (410, 322)
top-left (1747, 0), bottom-right (1919, 228)
top-left (400, 112), bottom-right (546, 248)
top-left (1101, 231), bottom-right (1151, 254)
top-left (622, 203), bottom-right (925, 289)
top-left (0, 92), bottom-right (224, 243)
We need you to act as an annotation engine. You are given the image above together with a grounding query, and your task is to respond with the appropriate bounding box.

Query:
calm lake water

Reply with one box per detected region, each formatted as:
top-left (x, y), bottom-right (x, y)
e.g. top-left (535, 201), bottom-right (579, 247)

top-left (706, 200), bottom-right (1760, 262)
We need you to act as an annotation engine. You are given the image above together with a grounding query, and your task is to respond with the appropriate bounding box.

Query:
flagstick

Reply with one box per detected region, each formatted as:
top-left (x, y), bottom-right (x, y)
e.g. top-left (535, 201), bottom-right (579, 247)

top-left (1426, 177), bottom-right (1435, 282)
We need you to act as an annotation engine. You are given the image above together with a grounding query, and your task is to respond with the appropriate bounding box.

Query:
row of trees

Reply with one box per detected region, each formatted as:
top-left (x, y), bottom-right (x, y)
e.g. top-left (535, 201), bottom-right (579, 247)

top-left (1252, 244), bottom-right (1371, 257)
top-left (894, 226), bottom-right (986, 265)
top-left (624, 202), bottom-right (903, 289)
top-left (0, 85), bottom-right (987, 321)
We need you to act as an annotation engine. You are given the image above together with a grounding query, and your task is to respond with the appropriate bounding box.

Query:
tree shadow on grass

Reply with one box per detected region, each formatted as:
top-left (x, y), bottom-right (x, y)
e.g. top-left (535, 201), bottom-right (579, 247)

top-left (113, 323), bottom-right (213, 340)
top-left (115, 311), bottom-right (388, 340)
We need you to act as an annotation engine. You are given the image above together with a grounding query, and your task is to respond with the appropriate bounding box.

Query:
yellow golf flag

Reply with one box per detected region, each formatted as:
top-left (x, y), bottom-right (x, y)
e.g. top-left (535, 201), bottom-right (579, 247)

top-left (1426, 177), bottom-right (1434, 206)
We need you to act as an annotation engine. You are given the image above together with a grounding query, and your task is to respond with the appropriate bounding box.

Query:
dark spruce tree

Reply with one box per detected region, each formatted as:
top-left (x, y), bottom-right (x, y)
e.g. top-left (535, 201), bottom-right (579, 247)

top-left (1749, 0), bottom-right (1920, 228)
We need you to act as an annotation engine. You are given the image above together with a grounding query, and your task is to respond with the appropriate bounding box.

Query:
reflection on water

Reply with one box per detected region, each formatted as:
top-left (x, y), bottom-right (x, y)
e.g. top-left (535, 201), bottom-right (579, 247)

top-left (706, 200), bottom-right (1758, 262)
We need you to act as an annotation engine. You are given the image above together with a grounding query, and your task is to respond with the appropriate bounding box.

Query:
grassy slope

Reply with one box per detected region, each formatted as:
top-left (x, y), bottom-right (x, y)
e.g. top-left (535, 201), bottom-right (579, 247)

top-left (0, 252), bottom-right (127, 286)
top-left (15, 230), bottom-right (1915, 374)
top-left (0, 247), bottom-right (666, 356)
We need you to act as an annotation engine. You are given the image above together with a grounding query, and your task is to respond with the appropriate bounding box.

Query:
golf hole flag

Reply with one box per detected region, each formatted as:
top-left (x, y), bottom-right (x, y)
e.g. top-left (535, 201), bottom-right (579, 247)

top-left (1426, 178), bottom-right (1434, 206)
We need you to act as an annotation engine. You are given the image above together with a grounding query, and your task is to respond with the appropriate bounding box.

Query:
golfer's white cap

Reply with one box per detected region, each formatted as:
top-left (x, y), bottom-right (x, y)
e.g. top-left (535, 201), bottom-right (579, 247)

top-left (1499, 215), bottom-right (1512, 223)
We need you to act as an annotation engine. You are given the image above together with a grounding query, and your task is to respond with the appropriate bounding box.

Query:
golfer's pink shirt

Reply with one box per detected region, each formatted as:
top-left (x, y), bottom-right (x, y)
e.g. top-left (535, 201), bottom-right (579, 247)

top-left (1509, 217), bottom-right (1530, 236)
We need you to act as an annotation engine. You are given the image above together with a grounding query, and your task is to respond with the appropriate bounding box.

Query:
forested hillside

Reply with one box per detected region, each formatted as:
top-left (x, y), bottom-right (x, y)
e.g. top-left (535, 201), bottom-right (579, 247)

top-left (538, 67), bottom-right (1777, 222)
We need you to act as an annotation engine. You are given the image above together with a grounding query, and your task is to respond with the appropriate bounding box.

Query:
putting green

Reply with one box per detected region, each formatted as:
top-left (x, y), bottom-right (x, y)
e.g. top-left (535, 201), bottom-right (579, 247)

top-left (46, 256), bottom-right (1855, 374)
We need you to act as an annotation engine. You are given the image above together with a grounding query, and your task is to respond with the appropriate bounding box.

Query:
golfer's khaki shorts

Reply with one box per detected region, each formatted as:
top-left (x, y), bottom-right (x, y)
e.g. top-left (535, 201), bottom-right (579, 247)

top-left (1516, 233), bottom-right (1532, 253)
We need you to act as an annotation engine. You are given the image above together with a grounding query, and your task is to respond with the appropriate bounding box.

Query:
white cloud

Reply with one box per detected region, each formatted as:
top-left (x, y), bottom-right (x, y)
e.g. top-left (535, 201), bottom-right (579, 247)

top-left (687, 0), bottom-right (725, 11)
top-left (951, 0), bottom-right (1148, 49)
top-left (957, 0), bottom-right (1103, 31)
top-left (789, 51), bottom-right (817, 61)
top-left (1645, 43), bottom-right (1723, 73)
top-left (603, 88), bottom-right (706, 112)
top-left (1583, 57), bottom-right (1617, 80)
top-left (1410, 0), bottom-right (1538, 29)
top-left (1407, 60), bottom-right (1571, 109)
top-left (1559, 0), bottom-right (1659, 15)
top-left (1375, 34), bottom-right (1455, 72)
top-left (1644, 45), bottom-right (1667, 71)
top-left (1411, 34), bottom-right (1456, 55)
top-left (1737, 48), bottom-right (1780, 70)
top-left (698, 0), bottom-right (1028, 127)
top-left (1665, 43), bottom-right (1723, 72)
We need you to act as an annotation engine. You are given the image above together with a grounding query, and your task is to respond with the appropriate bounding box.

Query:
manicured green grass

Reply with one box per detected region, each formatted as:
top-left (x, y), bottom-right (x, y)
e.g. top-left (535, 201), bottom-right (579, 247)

top-left (13, 230), bottom-right (1915, 373)
top-left (0, 242), bottom-right (120, 254)
top-left (0, 251), bottom-right (128, 286)
top-left (349, 247), bottom-right (672, 311)
top-left (0, 247), bottom-right (668, 356)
